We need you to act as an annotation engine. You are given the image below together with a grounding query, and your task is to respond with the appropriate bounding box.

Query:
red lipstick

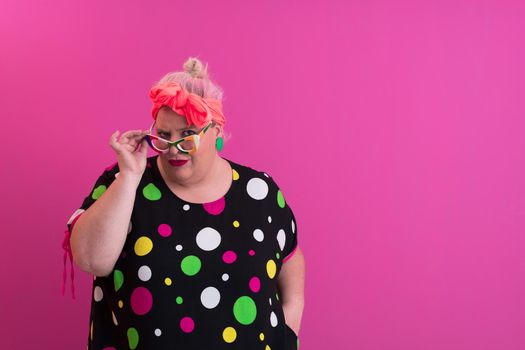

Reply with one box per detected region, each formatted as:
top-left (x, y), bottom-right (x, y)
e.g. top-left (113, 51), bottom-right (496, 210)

top-left (168, 159), bottom-right (189, 167)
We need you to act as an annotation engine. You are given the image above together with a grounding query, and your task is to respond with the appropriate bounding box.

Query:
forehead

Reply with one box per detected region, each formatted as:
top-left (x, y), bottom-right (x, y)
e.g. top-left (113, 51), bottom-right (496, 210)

top-left (155, 108), bottom-right (195, 131)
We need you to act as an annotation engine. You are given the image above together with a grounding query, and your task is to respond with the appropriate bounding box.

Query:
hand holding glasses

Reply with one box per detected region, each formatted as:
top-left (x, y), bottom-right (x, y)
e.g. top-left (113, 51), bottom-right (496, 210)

top-left (108, 129), bottom-right (150, 181)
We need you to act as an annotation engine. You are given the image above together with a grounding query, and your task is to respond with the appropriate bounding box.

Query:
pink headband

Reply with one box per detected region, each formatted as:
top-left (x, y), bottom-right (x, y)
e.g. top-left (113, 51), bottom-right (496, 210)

top-left (148, 81), bottom-right (226, 128)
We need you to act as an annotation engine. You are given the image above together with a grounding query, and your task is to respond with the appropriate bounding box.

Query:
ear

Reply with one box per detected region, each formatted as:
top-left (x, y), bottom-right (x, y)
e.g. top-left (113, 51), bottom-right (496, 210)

top-left (212, 123), bottom-right (223, 138)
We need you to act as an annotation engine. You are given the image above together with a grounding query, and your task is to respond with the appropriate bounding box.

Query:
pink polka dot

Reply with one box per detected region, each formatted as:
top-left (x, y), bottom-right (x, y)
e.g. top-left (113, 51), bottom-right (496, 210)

top-left (180, 316), bottom-right (195, 333)
top-left (130, 287), bottom-right (153, 315)
top-left (248, 249), bottom-right (255, 256)
top-left (202, 197), bottom-right (226, 215)
top-left (222, 250), bottom-right (237, 264)
top-left (158, 223), bottom-right (172, 237)
top-left (249, 276), bottom-right (261, 293)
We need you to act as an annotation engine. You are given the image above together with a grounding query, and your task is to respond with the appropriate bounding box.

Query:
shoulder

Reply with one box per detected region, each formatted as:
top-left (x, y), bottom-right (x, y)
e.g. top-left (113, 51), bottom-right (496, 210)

top-left (225, 157), bottom-right (270, 178)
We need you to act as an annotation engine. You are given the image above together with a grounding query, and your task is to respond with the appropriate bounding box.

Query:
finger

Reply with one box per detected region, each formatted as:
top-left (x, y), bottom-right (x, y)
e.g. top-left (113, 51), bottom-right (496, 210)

top-left (132, 136), bottom-right (142, 152)
top-left (127, 134), bottom-right (147, 150)
top-left (119, 130), bottom-right (147, 145)
top-left (110, 130), bottom-right (123, 152)
top-left (121, 129), bottom-right (144, 136)
top-left (120, 130), bottom-right (144, 139)
top-left (110, 130), bottom-right (120, 147)
top-left (139, 138), bottom-right (149, 156)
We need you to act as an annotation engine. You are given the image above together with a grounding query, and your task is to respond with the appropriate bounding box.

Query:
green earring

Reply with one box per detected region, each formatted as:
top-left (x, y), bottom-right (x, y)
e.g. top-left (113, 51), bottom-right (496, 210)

top-left (216, 136), bottom-right (224, 151)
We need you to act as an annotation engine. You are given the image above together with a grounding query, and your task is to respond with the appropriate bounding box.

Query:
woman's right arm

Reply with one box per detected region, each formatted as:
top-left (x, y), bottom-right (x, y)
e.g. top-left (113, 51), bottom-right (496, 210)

top-left (70, 173), bottom-right (140, 276)
top-left (70, 129), bottom-right (149, 277)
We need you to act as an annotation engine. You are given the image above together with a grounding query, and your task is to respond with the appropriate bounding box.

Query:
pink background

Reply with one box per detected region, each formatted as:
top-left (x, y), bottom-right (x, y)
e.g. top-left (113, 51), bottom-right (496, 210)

top-left (1, 0), bottom-right (524, 349)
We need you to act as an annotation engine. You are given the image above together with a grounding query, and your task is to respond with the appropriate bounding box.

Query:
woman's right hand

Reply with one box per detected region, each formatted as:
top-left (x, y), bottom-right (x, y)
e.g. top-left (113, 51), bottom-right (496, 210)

top-left (109, 130), bottom-right (149, 182)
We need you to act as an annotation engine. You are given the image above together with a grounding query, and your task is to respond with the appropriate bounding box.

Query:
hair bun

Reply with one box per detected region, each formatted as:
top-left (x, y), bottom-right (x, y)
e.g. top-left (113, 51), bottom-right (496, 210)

top-left (183, 57), bottom-right (209, 79)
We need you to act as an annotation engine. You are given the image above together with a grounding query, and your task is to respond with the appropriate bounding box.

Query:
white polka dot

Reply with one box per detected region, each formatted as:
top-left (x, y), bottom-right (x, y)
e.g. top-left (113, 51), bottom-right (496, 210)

top-left (277, 229), bottom-right (286, 251)
top-left (154, 328), bottom-right (162, 336)
top-left (268, 216), bottom-right (272, 223)
top-left (138, 265), bottom-right (152, 282)
top-left (94, 286), bottom-right (103, 302)
top-left (112, 311), bottom-right (118, 325)
top-left (196, 227), bottom-right (222, 251)
top-left (175, 244), bottom-right (183, 251)
top-left (115, 172), bottom-right (120, 178)
top-left (270, 311), bottom-right (278, 327)
top-left (183, 204), bottom-right (190, 211)
top-left (253, 229), bottom-right (264, 242)
top-left (222, 273), bottom-right (229, 281)
top-left (263, 172), bottom-right (270, 177)
top-left (291, 219), bottom-right (295, 234)
top-left (246, 178), bottom-right (269, 200)
top-left (127, 221), bottom-right (132, 234)
top-left (201, 286), bottom-right (221, 309)
top-left (269, 297), bottom-right (272, 305)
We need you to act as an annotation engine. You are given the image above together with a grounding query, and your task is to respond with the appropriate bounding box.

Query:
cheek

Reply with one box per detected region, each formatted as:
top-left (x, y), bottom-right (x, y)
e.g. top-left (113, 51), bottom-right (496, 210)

top-left (198, 136), bottom-right (215, 153)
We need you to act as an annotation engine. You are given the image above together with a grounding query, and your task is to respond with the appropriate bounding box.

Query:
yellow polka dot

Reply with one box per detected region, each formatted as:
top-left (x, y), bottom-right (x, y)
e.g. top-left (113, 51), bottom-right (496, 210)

top-left (259, 332), bottom-right (265, 341)
top-left (118, 300), bottom-right (123, 308)
top-left (266, 259), bottom-right (277, 279)
top-left (265, 345), bottom-right (271, 350)
top-left (165, 277), bottom-right (172, 286)
top-left (90, 321), bottom-right (93, 340)
top-left (233, 220), bottom-right (240, 228)
top-left (222, 326), bottom-right (237, 343)
top-left (134, 236), bottom-right (153, 256)
top-left (232, 169), bottom-right (239, 180)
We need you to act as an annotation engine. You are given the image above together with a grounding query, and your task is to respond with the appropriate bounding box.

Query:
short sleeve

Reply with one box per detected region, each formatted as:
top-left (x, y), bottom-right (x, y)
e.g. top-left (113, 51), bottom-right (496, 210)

top-left (265, 173), bottom-right (299, 264)
top-left (62, 163), bottom-right (119, 299)
top-left (66, 163), bottom-right (119, 233)
top-left (281, 201), bottom-right (299, 263)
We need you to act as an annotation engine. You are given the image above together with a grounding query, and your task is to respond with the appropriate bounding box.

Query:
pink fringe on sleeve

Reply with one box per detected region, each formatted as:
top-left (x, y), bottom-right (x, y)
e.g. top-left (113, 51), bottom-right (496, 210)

top-left (62, 214), bottom-right (82, 299)
top-left (283, 245), bottom-right (299, 264)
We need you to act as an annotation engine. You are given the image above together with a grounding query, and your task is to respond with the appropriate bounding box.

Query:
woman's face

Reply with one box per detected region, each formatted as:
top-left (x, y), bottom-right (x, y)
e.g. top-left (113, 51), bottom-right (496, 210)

top-left (154, 107), bottom-right (221, 184)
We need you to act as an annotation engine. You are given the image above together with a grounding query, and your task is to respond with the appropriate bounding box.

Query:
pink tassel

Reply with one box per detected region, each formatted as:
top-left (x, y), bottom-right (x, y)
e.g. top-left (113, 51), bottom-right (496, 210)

top-left (62, 214), bottom-right (82, 299)
top-left (62, 229), bottom-right (76, 299)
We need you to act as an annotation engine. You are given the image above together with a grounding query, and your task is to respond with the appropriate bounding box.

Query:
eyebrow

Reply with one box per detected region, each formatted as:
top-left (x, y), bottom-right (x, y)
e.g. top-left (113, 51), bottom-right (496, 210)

top-left (156, 127), bottom-right (195, 133)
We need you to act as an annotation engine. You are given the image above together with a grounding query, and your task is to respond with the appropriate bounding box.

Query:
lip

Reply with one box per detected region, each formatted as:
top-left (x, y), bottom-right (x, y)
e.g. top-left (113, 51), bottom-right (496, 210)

top-left (168, 159), bottom-right (189, 167)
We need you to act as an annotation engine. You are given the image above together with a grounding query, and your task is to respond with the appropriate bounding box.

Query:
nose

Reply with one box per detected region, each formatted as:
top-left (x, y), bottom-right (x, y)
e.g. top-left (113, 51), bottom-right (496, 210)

top-left (168, 143), bottom-right (180, 155)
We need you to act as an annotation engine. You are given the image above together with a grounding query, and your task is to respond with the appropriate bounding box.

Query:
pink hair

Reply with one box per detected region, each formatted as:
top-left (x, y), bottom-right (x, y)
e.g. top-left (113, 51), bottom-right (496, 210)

top-left (150, 57), bottom-right (226, 128)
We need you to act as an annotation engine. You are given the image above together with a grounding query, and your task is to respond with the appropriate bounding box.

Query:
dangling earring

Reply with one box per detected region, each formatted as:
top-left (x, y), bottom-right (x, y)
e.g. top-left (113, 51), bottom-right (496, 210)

top-left (216, 136), bottom-right (224, 151)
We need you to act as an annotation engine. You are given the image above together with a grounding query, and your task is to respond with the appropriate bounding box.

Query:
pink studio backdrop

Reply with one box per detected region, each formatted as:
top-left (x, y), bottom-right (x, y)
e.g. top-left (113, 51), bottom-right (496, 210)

top-left (1, 1), bottom-right (524, 349)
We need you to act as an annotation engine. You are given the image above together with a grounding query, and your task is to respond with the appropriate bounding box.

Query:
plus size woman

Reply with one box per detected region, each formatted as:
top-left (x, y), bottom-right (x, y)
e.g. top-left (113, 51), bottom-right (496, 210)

top-left (62, 57), bottom-right (305, 350)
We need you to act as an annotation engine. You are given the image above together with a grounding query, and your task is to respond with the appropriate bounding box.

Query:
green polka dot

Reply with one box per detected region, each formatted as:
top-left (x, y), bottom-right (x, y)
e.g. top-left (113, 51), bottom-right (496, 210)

top-left (143, 183), bottom-right (162, 201)
top-left (298, 337), bottom-right (300, 348)
top-left (277, 190), bottom-right (286, 208)
top-left (176, 296), bottom-right (183, 304)
top-left (127, 327), bottom-right (139, 349)
top-left (114, 270), bottom-right (124, 291)
top-left (233, 296), bottom-right (257, 325)
top-left (92, 185), bottom-right (107, 200)
top-left (181, 255), bottom-right (201, 276)
top-left (276, 252), bottom-right (280, 259)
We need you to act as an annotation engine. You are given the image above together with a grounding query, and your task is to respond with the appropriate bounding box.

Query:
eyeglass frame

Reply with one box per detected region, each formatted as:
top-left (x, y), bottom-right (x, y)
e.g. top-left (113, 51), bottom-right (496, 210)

top-left (144, 120), bottom-right (214, 155)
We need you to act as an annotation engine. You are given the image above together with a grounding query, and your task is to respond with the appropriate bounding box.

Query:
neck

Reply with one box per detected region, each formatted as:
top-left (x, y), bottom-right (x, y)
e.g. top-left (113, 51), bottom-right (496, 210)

top-left (157, 154), bottom-right (222, 189)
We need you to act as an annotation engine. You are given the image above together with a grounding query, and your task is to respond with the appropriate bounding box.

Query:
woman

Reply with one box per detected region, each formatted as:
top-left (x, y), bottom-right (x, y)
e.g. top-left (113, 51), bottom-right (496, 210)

top-left (62, 57), bottom-right (305, 350)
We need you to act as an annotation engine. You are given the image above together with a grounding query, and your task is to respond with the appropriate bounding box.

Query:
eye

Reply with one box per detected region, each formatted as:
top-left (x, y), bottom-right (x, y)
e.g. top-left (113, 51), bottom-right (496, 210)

top-left (183, 130), bottom-right (196, 136)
